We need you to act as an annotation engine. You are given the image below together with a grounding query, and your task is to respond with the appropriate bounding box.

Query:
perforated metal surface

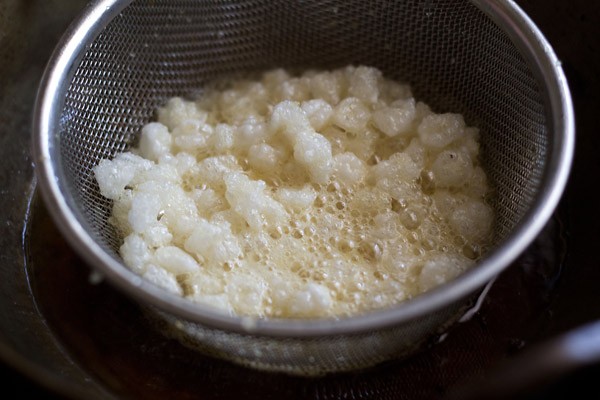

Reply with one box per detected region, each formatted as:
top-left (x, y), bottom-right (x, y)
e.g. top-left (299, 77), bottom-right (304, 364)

top-left (34, 0), bottom-right (573, 375)
top-left (153, 300), bottom-right (467, 375)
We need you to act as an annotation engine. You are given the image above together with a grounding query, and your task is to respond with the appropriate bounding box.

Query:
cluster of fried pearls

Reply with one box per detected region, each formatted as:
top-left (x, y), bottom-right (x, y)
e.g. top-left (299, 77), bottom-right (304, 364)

top-left (94, 65), bottom-right (494, 319)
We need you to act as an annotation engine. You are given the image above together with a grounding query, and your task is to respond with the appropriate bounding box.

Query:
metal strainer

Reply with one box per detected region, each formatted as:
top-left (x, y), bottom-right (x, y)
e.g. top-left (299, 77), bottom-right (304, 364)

top-left (32, 0), bottom-right (573, 376)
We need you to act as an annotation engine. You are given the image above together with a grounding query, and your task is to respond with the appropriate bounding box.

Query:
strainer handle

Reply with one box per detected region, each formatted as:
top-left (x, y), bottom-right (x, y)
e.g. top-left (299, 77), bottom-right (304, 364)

top-left (448, 320), bottom-right (600, 399)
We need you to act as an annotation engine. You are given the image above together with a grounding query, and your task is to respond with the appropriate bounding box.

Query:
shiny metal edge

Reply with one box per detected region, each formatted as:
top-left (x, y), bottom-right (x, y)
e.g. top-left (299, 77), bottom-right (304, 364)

top-left (31, 0), bottom-right (575, 337)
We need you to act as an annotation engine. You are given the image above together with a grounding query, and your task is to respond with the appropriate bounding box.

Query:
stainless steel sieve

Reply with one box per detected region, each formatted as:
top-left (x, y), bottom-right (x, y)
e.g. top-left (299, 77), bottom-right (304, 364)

top-left (32, 0), bottom-right (574, 376)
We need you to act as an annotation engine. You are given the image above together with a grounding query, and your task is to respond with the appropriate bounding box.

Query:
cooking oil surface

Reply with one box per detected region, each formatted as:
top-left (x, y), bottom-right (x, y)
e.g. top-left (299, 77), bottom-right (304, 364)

top-left (23, 191), bottom-right (567, 399)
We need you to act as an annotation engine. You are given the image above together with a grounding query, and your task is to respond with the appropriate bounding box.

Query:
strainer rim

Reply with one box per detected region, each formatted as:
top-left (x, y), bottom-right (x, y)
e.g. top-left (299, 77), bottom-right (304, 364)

top-left (32, 0), bottom-right (574, 338)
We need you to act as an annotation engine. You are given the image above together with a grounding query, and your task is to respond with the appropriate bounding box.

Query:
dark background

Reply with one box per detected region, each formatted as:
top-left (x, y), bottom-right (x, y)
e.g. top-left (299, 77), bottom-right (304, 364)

top-left (1, 0), bottom-right (599, 398)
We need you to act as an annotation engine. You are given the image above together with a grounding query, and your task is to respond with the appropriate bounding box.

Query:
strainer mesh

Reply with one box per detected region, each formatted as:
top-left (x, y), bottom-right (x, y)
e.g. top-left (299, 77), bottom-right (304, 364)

top-left (55, 0), bottom-right (548, 374)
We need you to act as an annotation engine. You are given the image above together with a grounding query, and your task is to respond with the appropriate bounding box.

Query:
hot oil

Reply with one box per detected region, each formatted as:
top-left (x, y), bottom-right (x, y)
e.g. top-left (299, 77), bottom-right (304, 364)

top-left (23, 192), bottom-right (568, 400)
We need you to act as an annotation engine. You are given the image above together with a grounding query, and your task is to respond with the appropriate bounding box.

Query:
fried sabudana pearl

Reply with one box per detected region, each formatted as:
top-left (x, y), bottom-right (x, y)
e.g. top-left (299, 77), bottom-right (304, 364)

top-left (94, 65), bottom-right (493, 318)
